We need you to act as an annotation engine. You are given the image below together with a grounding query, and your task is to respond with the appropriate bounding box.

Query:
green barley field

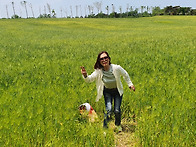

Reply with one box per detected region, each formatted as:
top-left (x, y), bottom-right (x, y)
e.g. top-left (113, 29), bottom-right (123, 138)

top-left (0, 16), bottom-right (195, 146)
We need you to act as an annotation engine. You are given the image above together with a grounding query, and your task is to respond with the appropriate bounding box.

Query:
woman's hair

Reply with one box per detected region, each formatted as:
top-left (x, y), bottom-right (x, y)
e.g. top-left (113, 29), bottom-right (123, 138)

top-left (94, 51), bottom-right (111, 69)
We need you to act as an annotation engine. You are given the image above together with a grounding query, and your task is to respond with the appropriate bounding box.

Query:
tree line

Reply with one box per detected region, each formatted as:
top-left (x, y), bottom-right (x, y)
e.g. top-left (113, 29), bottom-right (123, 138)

top-left (2, 1), bottom-right (196, 19)
top-left (41, 5), bottom-right (196, 18)
top-left (85, 6), bottom-right (196, 18)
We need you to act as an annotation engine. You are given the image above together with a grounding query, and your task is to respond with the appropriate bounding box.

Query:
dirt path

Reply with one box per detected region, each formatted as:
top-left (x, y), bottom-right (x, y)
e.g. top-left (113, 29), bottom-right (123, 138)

top-left (109, 119), bottom-right (138, 147)
top-left (115, 131), bottom-right (136, 147)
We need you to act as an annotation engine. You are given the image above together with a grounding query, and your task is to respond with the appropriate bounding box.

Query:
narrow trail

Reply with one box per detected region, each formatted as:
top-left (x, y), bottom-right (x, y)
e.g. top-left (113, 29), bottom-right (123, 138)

top-left (115, 131), bottom-right (136, 147)
top-left (109, 119), bottom-right (138, 147)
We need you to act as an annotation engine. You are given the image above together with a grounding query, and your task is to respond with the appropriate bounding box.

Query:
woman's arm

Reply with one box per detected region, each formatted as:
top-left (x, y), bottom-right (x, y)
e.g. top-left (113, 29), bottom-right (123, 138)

top-left (118, 65), bottom-right (135, 91)
top-left (80, 66), bottom-right (98, 83)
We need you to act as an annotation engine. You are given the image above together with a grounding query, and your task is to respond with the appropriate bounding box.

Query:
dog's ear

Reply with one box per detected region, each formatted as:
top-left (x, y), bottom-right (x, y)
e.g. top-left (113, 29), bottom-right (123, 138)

top-left (79, 105), bottom-right (86, 110)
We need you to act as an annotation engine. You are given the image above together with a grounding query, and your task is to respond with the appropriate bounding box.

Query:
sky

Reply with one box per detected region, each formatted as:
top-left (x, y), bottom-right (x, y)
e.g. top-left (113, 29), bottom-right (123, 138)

top-left (0, 0), bottom-right (196, 18)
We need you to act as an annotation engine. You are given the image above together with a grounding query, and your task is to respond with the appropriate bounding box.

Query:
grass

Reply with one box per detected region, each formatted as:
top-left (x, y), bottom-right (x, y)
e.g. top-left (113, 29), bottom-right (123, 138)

top-left (0, 16), bottom-right (195, 146)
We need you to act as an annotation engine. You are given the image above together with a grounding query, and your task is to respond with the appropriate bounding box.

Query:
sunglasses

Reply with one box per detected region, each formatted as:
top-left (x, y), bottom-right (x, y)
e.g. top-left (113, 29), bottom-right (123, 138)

top-left (99, 56), bottom-right (108, 61)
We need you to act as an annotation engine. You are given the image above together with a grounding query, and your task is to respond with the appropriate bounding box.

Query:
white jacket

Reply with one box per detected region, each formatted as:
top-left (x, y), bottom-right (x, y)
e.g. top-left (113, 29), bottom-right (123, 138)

top-left (83, 64), bottom-right (133, 102)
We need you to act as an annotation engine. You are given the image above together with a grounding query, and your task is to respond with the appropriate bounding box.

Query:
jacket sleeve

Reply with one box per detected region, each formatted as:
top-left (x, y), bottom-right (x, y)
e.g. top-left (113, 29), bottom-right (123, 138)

top-left (118, 65), bottom-right (133, 87)
top-left (83, 70), bottom-right (98, 83)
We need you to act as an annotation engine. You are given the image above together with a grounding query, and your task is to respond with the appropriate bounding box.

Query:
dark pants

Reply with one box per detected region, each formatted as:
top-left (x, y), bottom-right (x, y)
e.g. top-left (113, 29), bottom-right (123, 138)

top-left (103, 87), bottom-right (122, 126)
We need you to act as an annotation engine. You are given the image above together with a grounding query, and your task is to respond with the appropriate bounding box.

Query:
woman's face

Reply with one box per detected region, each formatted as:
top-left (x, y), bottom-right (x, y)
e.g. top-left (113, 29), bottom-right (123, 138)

top-left (99, 53), bottom-right (110, 67)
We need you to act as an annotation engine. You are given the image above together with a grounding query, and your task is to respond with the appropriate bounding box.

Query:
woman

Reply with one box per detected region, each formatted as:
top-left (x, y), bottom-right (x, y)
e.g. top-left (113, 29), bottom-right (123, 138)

top-left (80, 51), bottom-right (135, 130)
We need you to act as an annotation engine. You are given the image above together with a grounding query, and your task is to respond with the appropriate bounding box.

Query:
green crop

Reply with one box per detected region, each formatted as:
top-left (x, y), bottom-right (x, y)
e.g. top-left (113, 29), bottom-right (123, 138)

top-left (0, 16), bottom-right (195, 146)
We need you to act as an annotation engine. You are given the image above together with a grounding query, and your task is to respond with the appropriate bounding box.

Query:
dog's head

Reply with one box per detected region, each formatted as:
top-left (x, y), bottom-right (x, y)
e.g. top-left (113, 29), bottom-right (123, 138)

top-left (79, 105), bottom-right (87, 114)
top-left (78, 103), bottom-right (98, 122)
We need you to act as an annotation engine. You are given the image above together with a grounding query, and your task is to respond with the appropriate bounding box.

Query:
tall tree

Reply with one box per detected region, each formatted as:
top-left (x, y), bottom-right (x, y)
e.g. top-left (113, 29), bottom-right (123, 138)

top-left (147, 6), bottom-right (149, 13)
top-left (88, 5), bottom-right (94, 15)
top-left (52, 9), bottom-right (56, 18)
top-left (6, 5), bottom-right (9, 18)
top-left (88, 5), bottom-right (91, 15)
top-left (29, 3), bottom-right (35, 18)
top-left (141, 6), bottom-right (144, 13)
top-left (60, 7), bottom-right (63, 18)
top-left (126, 4), bottom-right (129, 17)
top-left (130, 6), bottom-right (133, 11)
top-left (94, 2), bottom-right (102, 14)
top-left (88, 5), bottom-right (93, 15)
top-left (91, 6), bottom-right (94, 15)
top-left (106, 6), bottom-right (109, 16)
top-left (39, 7), bottom-right (41, 16)
top-left (70, 6), bottom-right (73, 18)
top-left (84, 5), bottom-right (87, 17)
top-left (64, 8), bottom-right (68, 18)
top-left (152, 6), bottom-right (163, 16)
top-left (21, 1), bottom-right (28, 18)
top-left (47, 3), bottom-right (51, 16)
top-left (76, 5), bottom-right (78, 17)
top-left (79, 5), bottom-right (82, 17)
top-left (164, 6), bottom-right (173, 15)
top-left (44, 5), bottom-right (46, 14)
top-left (11, 2), bottom-right (16, 16)
top-left (112, 4), bottom-right (115, 13)
top-left (119, 6), bottom-right (122, 18)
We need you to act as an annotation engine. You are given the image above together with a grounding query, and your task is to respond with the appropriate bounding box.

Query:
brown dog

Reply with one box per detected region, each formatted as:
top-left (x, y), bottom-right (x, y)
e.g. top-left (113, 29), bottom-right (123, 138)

top-left (79, 103), bottom-right (98, 122)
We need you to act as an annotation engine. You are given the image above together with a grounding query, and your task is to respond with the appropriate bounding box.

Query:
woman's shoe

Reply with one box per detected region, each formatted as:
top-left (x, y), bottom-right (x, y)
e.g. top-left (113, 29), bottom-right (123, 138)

top-left (103, 119), bottom-right (108, 128)
top-left (114, 125), bottom-right (122, 133)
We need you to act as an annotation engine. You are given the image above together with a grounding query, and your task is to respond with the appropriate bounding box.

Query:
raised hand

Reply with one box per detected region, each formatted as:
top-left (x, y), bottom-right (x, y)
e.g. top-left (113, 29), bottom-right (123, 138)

top-left (80, 66), bottom-right (87, 78)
